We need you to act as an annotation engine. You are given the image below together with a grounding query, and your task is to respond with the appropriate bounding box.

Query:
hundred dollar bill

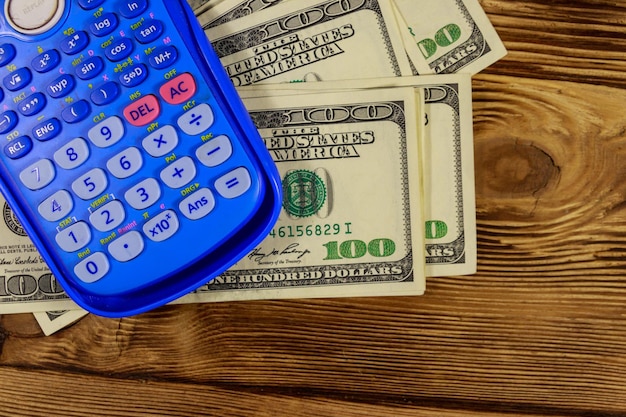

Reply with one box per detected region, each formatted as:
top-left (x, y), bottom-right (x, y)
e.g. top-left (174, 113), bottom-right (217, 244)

top-left (392, 0), bottom-right (506, 75)
top-left (205, 0), bottom-right (413, 86)
top-left (195, 0), bottom-right (283, 30)
top-left (236, 73), bottom-right (476, 276)
top-left (0, 194), bottom-right (77, 314)
top-left (177, 86), bottom-right (425, 303)
top-left (187, 0), bottom-right (222, 15)
top-left (33, 309), bottom-right (88, 336)
top-left (197, 0), bottom-right (284, 29)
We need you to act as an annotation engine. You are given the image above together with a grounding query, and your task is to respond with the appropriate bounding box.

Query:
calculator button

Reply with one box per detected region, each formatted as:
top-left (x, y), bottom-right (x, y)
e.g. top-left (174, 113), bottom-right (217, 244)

top-left (149, 46), bottom-right (178, 70)
top-left (215, 167), bottom-right (252, 199)
top-left (47, 74), bottom-right (76, 98)
top-left (124, 178), bottom-right (161, 210)
top-left (56, 221), bottom-right (91, 252)
top-left (90, 13), bottom-right (119, 37)
top-left (78, 0), bottom-right (106, 10)
top-left (62, 100), bottom-right (91, 124)
top-left (6, 0), bottom-right (64, 35)
top-left (4, 68), bottom-right (32, 91)
top-left (18, 92), bottom-right (46, 116)
top-left (4, 136), bottom-right (31, 159)
top-left (61, 31), bottom-right (89, 55)
top-left (196, 135), bottom-right (233, 167)
top-left (72, 168), bottom-right (108, 200)
top-left (54, 138), bottom-right (90, 170)
top-left (33, 118), bottom-right (62, 142)
top-left (31, 50), bottom-right (61, 73)
top-left (179, 188), bottom-right (215, 220)
top-left (119, 64), bottom-right (148, 88)
top-left (38, 190), bottom-right (73, 222)
top-left (106, 147), bottom-right (143, 179)
top-left (0, 44), bottom-right (16, 66)
top-left (177, 104), bottom-right (214, 136)
top-left (120, 0), bottom-right (149, 18)
top-left (160, 156), bottom-right (196, 189)
top-left (20, 159), bottom-right (55, 190)
top-left (88, 116), bottom-right (125, 148)
top-left (105, 38), bottom-right (134, 62)
top-left (135, 20), bottom-right (163, 44)
top-left (108, 231), bottom-right (144, 262)
top-left (74, 252), bottom-right (109, 283)
top-left (91, 82), bottom-right (121, 106)
top-left (160, 73), bottom-right (196, 105)
top-left (123, 95), bottom-right (160, 127)
top-left (143, 210), bottom-right (179, 243)
top-left (76, 56), bottom-right (104, 80)
top-left (142, 125), bottom-right (178, 157)
top-left (0, 111), bottom-right (18, 134)
top-left (89, 200), bottom-right (126, 232)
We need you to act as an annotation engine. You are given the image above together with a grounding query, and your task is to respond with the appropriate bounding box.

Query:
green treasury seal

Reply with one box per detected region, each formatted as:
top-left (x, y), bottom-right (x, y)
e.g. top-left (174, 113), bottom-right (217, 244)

top-left (282, 170), bottom-right (327, 217)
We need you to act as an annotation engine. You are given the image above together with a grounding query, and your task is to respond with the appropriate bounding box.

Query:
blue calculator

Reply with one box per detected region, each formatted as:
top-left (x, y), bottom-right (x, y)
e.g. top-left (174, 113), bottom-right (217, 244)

top-left (0, 0), bottom-right (281, 317)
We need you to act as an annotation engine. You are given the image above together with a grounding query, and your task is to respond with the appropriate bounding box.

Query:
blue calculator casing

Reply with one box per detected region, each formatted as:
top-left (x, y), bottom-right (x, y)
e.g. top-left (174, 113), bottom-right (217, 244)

top-left (0, 0), bottom-right (281, 317)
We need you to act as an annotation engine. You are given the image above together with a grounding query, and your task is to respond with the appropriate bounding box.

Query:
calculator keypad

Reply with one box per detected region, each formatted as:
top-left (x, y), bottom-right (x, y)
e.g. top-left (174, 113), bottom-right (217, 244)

top-left (0, 0), bottom-right (267, 298)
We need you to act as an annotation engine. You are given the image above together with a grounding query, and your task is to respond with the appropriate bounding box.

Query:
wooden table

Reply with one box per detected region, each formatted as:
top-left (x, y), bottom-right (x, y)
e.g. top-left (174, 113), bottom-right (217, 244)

top-left (2, 1), bottom-right (626, 415)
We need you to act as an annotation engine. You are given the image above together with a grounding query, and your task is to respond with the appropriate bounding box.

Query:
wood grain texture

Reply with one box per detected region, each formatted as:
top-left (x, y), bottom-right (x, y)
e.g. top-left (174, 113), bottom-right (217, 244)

top-left (482, 0), bottom-right (626, 87)
top-left (2, 1), bottom-right (626, 416)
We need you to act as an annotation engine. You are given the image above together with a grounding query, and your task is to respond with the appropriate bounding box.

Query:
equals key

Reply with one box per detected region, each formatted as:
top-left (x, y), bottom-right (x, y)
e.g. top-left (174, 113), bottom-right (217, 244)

top-left (177, 103), bottom-right (214, 136)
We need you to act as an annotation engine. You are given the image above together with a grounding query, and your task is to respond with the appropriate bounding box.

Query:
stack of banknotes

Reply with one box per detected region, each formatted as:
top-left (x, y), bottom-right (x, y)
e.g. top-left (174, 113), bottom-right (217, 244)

top-left (0, 0), bottom-right (506, 334)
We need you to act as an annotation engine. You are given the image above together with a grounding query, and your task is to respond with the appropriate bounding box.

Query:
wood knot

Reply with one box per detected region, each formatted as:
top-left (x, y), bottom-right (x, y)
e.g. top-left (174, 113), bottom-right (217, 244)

top-left (476, 139), bottom-right (559, 197)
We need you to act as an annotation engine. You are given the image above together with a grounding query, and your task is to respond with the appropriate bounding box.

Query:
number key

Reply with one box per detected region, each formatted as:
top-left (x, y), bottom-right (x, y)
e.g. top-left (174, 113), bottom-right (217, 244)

top-left (106, 147), bottom-right (143, 179)
top-left (74, 252), bottom-right (109, 283)
top-left (54, 138), bottom-right (90, 170)
top-left (56, 221), bottom-right (91, 252)
top-left (89, 200), bottom-right (125, 232)
top-left (38, 190), bottom-right (73, 222)
top-left (19, 159), bottom-right (55, 190)
top-left (124, 178), bottom-right (161, 210)
top-left (72, 168), bottom-right (108, 200)
top-left (88, 116), bottom-right (124, 148)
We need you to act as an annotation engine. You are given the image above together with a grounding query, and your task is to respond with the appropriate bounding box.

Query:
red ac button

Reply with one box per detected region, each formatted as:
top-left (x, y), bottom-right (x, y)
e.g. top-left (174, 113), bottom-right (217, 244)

top-left (159, 73), bottom-right (197, 105)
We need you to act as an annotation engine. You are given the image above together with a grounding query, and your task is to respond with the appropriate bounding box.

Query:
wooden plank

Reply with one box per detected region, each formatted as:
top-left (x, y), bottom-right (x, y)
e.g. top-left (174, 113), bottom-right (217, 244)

top-left (480, 0), bottom-right (626, 87)
top-left (0, 366), bottom-right (588, 417)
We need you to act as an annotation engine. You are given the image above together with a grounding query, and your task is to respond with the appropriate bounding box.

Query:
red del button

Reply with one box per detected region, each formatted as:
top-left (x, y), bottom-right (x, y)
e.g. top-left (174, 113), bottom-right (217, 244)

top-left (160, 73), bottom-right (196, 105)
top-left (124, 94), bottom-right (160, 127)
